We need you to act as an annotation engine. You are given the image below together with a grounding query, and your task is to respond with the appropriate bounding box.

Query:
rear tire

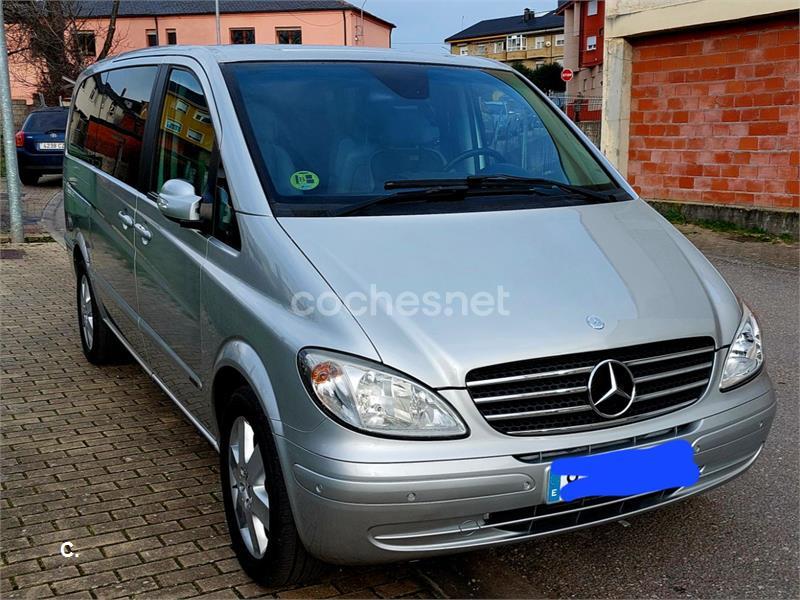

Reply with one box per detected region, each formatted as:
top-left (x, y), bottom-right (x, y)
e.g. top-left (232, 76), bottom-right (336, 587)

top-left (19, 169), bottom-right (38, 186)
top-left (75, 261), bottom-right (127, 365)
top-left (220, 385), bottom-right (326, 586)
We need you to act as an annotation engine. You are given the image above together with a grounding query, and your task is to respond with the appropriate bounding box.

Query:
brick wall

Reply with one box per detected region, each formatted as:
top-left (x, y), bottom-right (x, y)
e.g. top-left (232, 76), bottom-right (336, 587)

top-left (627, 13), bottom-right (799, 210)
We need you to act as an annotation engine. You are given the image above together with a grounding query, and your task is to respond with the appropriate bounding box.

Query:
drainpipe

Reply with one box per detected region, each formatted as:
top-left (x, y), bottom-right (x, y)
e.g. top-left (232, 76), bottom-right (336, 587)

top-left (342, 10), bottom-right (347, 45)
top-left (0, 5), bottom-right (24, 243)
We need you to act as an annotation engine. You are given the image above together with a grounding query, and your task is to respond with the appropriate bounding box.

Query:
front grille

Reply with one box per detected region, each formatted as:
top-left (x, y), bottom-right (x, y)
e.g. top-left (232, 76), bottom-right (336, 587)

top-left (466, 337), bottom-right (716, 435)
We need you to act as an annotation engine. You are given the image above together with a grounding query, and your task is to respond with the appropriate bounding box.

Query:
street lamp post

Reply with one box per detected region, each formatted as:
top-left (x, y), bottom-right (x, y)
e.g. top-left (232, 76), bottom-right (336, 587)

top-left (0, 3), bottom-right (24, 243)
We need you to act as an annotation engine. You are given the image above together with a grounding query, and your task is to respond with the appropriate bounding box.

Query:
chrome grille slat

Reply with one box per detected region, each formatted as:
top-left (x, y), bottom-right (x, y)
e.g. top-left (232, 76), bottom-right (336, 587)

top-left (635, 379), bottom-right (710, 402)
top-left (505, 400), bottom-right (697, 435)
top-left (466, 365), bottom-right (594, 388)
top-left (485, 404), bottom-right (592, 421)
top-left (634, 361), bottom-right (713, 383)
top-left (475, 385), bottom-right (587, 404)
top-left (466, 337), bottom-right (716, 435)
top-left (625, 346), bottom-right (715, 367)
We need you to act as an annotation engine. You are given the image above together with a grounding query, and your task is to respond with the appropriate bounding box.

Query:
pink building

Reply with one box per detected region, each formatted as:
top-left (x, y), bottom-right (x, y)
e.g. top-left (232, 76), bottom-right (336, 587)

top-left (8, 0), bottom-right (394, 104)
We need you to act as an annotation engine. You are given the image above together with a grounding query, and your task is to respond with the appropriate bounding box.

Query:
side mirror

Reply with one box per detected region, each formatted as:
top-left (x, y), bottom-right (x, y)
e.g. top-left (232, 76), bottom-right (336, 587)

top-left (157, 179), bottom-right (202, 223)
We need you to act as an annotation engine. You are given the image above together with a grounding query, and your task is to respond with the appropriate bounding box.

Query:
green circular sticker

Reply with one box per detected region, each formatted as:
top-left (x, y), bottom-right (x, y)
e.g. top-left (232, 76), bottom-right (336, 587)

top-left (290, 171), bottom-right (320, 191)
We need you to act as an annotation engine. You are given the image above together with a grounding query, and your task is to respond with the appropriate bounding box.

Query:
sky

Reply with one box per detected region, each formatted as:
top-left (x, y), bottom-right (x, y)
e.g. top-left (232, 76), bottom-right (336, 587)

top-left (367, 0), bottom-right (560, 54)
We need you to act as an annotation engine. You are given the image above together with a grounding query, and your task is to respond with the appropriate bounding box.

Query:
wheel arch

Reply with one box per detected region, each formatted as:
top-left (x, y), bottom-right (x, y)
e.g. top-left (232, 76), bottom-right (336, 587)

top-left (212, 340), bottom-right (284, 441)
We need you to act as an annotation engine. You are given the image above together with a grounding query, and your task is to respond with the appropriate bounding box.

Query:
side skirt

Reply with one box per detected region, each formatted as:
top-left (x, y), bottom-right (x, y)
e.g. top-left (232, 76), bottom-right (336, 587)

top-left (103, 317), bottom-right (220, 452)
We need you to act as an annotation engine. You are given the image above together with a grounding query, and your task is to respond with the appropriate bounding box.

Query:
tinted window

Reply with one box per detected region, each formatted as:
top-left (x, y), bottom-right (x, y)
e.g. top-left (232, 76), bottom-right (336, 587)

top-left (68, 66), bottom-right (158, 187)
top-left (25, 111), bottom-right (68, 133)
top-left (67, 76), bottom-right (102, 166)
top-left (154, 69), bottom-right (216, 196)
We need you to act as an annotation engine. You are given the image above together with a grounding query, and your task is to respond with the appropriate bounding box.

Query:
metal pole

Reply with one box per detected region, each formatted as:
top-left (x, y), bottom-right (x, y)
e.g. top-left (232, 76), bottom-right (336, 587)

top-left (359, 0), bottom-right (367, 46)
top-left (0, 1), bottom-right (25, 243)
top-left (215, 0), bottom-right (221, 45)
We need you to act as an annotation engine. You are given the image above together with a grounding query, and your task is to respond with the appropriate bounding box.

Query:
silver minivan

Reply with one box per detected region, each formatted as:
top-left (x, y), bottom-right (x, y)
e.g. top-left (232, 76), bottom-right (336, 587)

top-left (64, 46), bottom-right (775, 584)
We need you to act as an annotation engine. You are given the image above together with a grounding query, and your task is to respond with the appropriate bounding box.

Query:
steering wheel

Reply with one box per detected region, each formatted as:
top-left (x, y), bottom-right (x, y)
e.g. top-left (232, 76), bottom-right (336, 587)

top-left (444, 148), bottom-right (506, 172)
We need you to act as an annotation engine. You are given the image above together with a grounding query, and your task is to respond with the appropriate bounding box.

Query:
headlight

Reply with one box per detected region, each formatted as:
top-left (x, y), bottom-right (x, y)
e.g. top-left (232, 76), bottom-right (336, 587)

top-left (720, 304), bottom-right (764, 391)
top-left (299, 349), bottom-right (467, 438)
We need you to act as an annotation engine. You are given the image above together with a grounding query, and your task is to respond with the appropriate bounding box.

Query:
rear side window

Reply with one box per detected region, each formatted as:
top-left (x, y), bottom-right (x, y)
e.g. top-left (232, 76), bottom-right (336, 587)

top-left (24, 111), bottom-right (68, 133)
top-left (67, 66), bottom-right (159, 188)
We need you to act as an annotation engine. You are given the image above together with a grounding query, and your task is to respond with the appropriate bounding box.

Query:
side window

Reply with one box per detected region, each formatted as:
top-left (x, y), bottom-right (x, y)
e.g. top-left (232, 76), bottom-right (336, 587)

top-left (68, 67), bottom-right (157, 186)
top-left (88, 67), bottom-right (158, 186)
top-left (67, 76), bottom-right (100, 165)
top-left (154, 69), bottom-right (216, 196)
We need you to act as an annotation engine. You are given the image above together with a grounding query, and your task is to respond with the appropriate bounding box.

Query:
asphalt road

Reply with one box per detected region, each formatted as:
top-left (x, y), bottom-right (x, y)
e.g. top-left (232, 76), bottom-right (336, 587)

top-left (417, 231), bottom-right (800, 599)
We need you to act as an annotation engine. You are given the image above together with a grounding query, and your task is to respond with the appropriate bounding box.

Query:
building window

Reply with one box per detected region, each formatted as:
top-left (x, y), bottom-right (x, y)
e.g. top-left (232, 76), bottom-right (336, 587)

top-left (586, 35), bottom-right (597, 51)
top-left (166, 29), bottom-right (177, 45)
top-left (588, 0), bottom-right (599, 16)
top-left (555, 34), bottom-right (565, 46)
top-left (459, 45), bottom-right (469, 55)
top-left (230, 28), bottom-right (255, 44)
top-left (187, 129), bottom-right (204, 143)
top-left (494, 40), bottom-right (505, 53)
top-left (175, 99), bottom-right (189, 113)
top-left (76, 31), bottom-right (96, 56)
top-left (535, 60), bottom-right (545, 68)
top-left (476, 44), bottom-right (487, 55)
top-left (507, 34), bottom-right (527, 51)
top-left (194, 111), bottom-right (212, 124)
top-left (146, 30), bottom-right (158, 46)
top-left (276, 28), bottom-right (302, 44)
top-left (165, 118), bottom-right (182, 134)
top-left (534, 36), bottom-right (545, 50)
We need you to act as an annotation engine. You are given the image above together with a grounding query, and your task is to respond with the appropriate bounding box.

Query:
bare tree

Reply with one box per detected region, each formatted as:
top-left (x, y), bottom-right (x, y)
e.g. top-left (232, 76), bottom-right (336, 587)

top-left (4, 0), bottom-right (122, 104)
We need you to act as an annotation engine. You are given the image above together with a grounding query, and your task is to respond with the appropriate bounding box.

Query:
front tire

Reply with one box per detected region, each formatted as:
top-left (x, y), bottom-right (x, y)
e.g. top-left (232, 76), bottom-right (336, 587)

top-left (75, 261), bottom-right (127, 364)
top-left (220, 386), bottom-right (325, 586)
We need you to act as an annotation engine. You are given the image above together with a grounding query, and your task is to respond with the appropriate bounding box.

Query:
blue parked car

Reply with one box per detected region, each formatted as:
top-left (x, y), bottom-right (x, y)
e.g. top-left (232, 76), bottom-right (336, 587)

top-left (15, 107), bottom-right (68, 185)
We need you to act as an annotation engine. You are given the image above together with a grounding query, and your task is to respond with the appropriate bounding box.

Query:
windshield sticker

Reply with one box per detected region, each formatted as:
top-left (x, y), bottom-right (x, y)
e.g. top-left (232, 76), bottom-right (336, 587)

top-left (290, 171), bottom-right (320, 191)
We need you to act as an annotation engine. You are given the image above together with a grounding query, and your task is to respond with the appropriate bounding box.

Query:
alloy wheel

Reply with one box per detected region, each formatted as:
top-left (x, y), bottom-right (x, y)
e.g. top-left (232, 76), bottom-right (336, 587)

top-left (228, 416), bottom-right (270, 558)
top-left (79, 275), bottom-right (94, 350)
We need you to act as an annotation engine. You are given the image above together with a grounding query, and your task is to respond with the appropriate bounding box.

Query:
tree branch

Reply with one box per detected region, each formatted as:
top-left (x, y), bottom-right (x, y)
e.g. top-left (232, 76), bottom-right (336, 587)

top-left (96, 0), bottom-right (120, 60)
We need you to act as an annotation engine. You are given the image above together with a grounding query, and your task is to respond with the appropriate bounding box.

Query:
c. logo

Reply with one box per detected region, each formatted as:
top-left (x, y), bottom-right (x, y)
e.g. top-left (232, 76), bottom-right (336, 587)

top-left (587, 359), bottom-right (636, 418)
top-left (60, 541), bottom-right (77, 558)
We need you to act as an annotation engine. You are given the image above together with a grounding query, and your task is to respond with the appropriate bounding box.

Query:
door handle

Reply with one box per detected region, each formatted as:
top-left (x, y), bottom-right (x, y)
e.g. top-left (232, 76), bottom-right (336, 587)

top-left (134, 222), bottom-right (152, 245)
top-left (117, 210), bottom-right (134, 230)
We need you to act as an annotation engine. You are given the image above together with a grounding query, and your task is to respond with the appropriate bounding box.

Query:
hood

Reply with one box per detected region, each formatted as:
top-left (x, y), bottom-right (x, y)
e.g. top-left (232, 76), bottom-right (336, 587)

top-left (279, 200), bottom-right (740, 388)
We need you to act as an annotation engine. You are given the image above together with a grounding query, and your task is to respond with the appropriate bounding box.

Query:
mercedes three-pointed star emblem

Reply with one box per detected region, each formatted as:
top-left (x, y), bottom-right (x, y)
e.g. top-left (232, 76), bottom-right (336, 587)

top-left (587, 359), bottom-right (636, 418)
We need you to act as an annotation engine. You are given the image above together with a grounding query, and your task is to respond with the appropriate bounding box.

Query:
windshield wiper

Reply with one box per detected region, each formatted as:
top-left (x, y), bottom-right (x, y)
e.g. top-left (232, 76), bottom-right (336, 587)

top-left (335, 175), bottom-right (619, 217)
top-left (387, 175), bottom-right (619, 203)
top-left (332, 183), bottom-right (469, 217)
top-left (464, 175), bottom-right (618, 203)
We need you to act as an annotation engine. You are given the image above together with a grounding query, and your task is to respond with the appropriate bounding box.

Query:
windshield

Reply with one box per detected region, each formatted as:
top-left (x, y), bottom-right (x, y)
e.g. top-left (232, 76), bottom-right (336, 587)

top-left (224, 62), bottom-right (620, 216)
top-left (25, 110), bottom-right (68, 133)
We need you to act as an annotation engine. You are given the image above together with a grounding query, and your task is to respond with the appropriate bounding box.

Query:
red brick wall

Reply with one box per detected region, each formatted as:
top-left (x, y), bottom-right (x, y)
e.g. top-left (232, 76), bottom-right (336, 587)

top-left (627, 13), bottom-right (799, 210)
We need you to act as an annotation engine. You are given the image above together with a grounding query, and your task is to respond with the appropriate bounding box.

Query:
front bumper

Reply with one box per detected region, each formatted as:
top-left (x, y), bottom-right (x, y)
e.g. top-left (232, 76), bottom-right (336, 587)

top-left (277, 382), bottom-right (776, 565)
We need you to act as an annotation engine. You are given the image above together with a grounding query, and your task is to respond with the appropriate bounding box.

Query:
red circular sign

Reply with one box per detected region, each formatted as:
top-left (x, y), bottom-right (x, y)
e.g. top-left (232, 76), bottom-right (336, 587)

top-left (561, 68), bottom-right (574, 82)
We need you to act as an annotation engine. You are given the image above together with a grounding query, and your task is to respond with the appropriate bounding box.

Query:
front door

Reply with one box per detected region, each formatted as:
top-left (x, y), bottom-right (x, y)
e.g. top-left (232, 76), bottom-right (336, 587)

top-left (135, 67), bottom-right (216, 424)
top-left (74, 66), bottom-right (159, 352)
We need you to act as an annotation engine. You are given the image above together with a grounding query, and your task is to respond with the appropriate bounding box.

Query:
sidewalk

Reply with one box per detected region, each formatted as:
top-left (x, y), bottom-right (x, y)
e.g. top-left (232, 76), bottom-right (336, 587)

top-left (0, 176), bottom-right (62, 239)
top-left (0, 243), bottom-right (436, 599)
